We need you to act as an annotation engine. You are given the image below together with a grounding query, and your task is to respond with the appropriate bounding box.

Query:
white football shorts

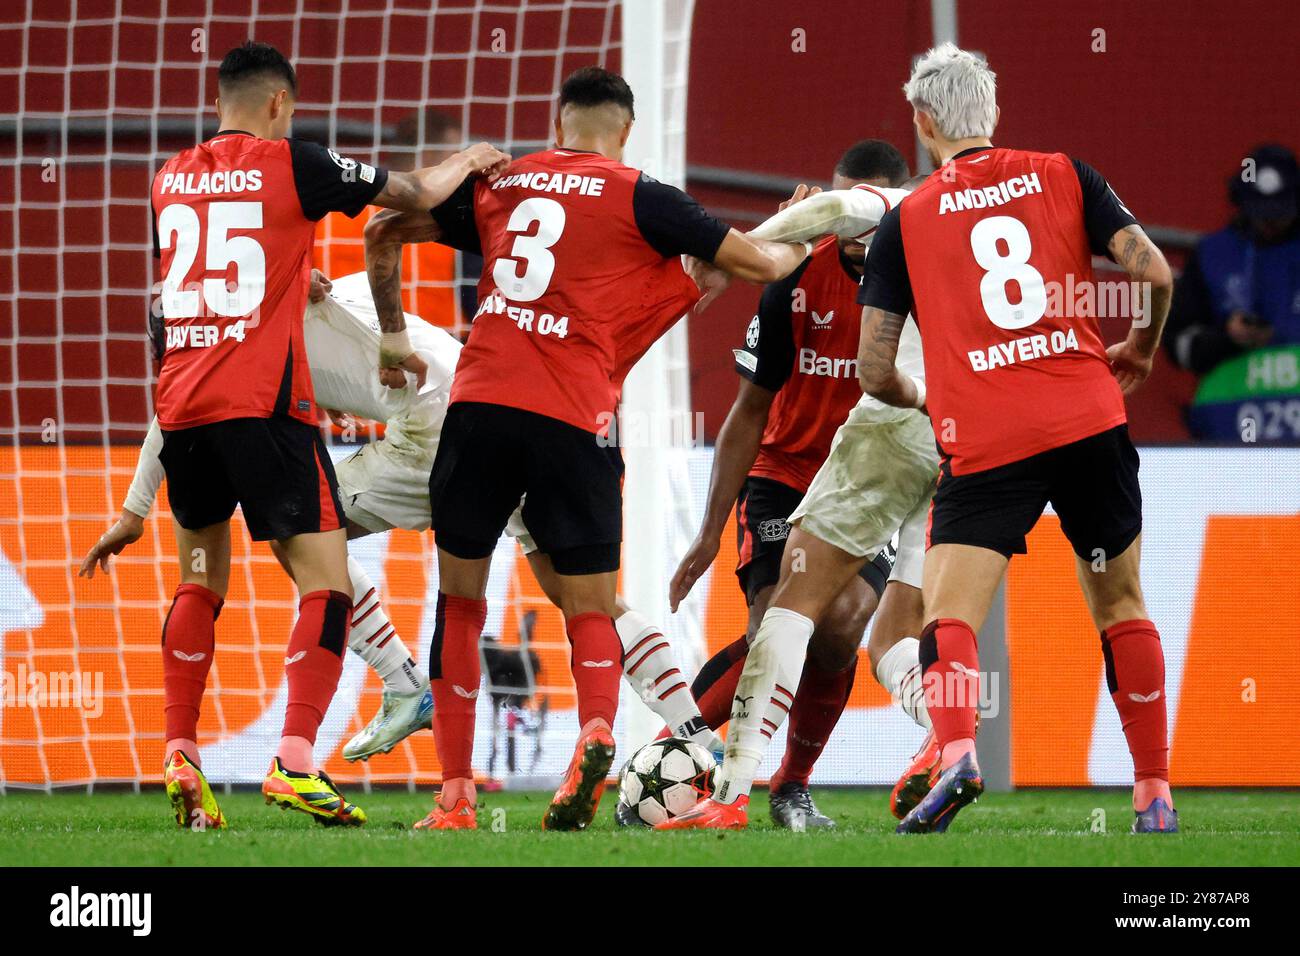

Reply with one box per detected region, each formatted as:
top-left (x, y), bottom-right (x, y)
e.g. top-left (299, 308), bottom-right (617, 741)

top-left (789, 401), bottom-right (938, 589)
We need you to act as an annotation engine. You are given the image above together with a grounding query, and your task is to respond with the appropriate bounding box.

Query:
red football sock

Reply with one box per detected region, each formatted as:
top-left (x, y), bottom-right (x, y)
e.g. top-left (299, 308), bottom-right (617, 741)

top-left (919, 618), bottom-right (980, 768)
top-left (567, 612), bottom-right (623, 728)
top-left (280, 590), bottom-right (351, 745)
top-left (1101, 619), bottom-right (1169, 783)
top-left (161, 583), bottom-right (223, 743)
top-left (772, 656), bottom-right (857, 789)
top-left (429, 593), bottom-right (486, 781)
top-left (690, 636), bottom-right (749, 729)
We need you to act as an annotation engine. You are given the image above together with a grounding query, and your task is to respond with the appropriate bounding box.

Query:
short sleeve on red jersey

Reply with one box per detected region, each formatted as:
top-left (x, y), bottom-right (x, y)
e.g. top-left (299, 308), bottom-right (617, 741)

top-left (1070, 158), bottom-right (1139, 257)
top-left (287, 138), bottom-right (388, 221)
top-left (631, 175), bottom-right (730, 261)
top-left (735, 258), bottom-right (809, 391)
top-left (430, 175), bottom-right (483, 255)
top-left (858, 204), bottom-right (913, 316)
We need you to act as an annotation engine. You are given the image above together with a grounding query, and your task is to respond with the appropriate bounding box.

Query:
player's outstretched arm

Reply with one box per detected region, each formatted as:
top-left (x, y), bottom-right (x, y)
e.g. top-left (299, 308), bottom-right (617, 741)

top-left (710, 229), bottom-right (811, 284)
top-left (686, 186), bottom-right (904, 312)
top-left (1105, 224), bottom-right (1174, 394)
top-left (748, 185), bottom-right (908, 244)
top-left (370, 142), bottom-right (510, 214)
top-left (858, 306), bottom-right (925, 410)
top-left (670, 380), bottom-right (776, 611)
top-left (78, 417), bottom-right (161, 578)
top-left (362, 209), bottom-right (446, 388)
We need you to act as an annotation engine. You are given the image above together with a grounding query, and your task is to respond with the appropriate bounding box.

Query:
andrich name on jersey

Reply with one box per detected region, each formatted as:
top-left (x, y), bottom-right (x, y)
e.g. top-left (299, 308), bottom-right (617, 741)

top-left (798, 347), bottom-right (858, 379)
top-left (489, 171), bottom-right (606, 196)
top-left (937, 172), bottom-right (1041, 215)
top-left (968, 327), bottom-right (1079, 372)
top-left (157, 169), bottom-right (264, 195)
top-left (474, 288), bottom-right (570, 338)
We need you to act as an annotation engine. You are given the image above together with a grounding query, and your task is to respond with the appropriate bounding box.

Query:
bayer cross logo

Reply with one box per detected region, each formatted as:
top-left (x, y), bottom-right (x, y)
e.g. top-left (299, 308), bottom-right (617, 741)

top-left (745, 315), bottom-right (760, 349)
top-left (757, 517), bottom-right (789, 542)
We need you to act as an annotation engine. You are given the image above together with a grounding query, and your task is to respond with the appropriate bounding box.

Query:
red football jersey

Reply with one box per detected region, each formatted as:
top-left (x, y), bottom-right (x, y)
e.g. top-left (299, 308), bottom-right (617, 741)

top-left (446, 149), bottom-right (728, 435)
top-left (152, 133), bottom-right (385, 430)
top-left (737, 237), bottom-right (865, 493)
top-left (897, 148), bottom-right (1127, 473)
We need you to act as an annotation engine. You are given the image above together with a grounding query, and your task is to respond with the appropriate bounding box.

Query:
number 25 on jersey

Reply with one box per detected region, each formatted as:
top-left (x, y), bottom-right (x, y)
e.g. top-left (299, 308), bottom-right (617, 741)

top-left (158, 200), bottom-right (267, 322)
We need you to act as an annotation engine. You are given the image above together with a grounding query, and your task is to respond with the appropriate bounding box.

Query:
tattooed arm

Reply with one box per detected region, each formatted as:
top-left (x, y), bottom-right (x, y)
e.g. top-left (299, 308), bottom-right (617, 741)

top-left (370, 142), bottom-right (509, 213)
top-left (363, 209), bottom-right (445, 388)
top-left (1110, 224), bottom-right (1173, 355)
top-left (1105, 224), bottom-right (1174, 394)
top-left (857, 306), bottom-right (922, 409)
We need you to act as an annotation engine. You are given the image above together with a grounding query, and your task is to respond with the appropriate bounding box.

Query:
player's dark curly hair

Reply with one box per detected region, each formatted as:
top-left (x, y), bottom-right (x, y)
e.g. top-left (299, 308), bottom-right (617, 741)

top-left (218, 41), bottom-right (298, 96)
top-left (836, 139), bottom-right (909, 187)
top-left (558, 66), bottom-right (635, 119)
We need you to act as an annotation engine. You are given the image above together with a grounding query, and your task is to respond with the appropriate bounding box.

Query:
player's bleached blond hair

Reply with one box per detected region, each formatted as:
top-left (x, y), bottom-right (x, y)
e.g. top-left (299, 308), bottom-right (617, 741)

top-left (903, 43), bottom-right (997, 140)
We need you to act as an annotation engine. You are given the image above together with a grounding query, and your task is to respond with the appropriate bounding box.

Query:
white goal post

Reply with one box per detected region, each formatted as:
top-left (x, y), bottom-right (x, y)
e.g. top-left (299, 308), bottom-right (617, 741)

top-left (616, 0), bottom-right (704, 755)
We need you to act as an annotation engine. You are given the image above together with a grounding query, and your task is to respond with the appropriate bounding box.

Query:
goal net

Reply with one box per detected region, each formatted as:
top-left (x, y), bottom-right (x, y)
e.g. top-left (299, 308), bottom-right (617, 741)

top-left (0, 0), bottom-right (704, 790)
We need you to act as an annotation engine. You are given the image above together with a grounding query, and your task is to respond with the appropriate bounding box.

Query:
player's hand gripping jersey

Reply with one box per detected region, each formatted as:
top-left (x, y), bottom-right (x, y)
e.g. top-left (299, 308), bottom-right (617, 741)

top-left (151, 133), bottom-right (388, 429)
top-left (430, 148), bottom-right (730, 433)
top-left (125, 273), bottom-right (466, 534)
top-left (861, 148), bottom-right (1138, 473)
top-left (308, 272), bottom-right (461, 453)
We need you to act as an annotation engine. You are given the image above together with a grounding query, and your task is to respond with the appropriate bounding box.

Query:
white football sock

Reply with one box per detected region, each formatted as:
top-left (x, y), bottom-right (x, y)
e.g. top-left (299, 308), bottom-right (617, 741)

top-left (713, 606), bottom-right (813, 804)
top-left (347, 556), bottom-right (426, 693)
top-left (874, 636), bottom-right (931, 730)
top-left (616, 609), bottom-right (718, 749)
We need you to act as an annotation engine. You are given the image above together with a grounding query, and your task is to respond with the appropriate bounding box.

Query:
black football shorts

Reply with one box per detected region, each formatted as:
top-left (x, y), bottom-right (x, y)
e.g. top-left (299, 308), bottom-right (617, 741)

top-left (928, 424), bottom-right (1142, 561)
top-left (159, 414), bottom-right (345, 542)
top-left (735, 475), bottom-right (893, 605)
top-left (429, 401), bottom-right (624, 575)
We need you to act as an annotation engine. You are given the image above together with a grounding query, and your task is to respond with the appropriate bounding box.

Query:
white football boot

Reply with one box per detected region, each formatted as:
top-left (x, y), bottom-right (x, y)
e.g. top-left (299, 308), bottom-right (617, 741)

top-left (343, 680), bottom-right (434, 761)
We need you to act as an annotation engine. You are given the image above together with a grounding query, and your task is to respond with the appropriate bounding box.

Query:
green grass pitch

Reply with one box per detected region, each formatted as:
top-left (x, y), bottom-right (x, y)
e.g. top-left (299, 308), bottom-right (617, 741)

top-left (1, 788), bottom-right (1296, 866)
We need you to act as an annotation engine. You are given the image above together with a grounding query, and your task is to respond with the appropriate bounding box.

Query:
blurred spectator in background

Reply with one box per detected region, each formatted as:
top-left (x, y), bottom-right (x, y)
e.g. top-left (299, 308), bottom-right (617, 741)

top-left (1167, 144), bottom-right (1300, 375)
top-left (314, 108), bottom-right (476, 334)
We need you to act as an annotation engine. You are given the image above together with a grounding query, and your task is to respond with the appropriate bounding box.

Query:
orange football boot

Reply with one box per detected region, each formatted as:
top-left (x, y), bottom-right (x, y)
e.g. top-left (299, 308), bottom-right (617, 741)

top-left (655, 794), bottom-right (749, 830)
top-left (413, 796), bottom-right (477, 830)
top-left (542, 724), bottom-right (616, 831)
top-left (890, 729), bottom-right (941, 820)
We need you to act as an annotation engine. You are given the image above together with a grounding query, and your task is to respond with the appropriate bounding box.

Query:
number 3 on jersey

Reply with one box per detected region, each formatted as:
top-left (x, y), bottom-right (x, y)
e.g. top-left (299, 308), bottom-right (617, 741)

top-left (970, 215), bottom-right (1046, 330)
top-left (493, 197), bottom-right (565, 302)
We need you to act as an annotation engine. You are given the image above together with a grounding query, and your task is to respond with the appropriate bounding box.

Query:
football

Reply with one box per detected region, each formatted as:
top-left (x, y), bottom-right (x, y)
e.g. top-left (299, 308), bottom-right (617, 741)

top-left (615, 737), bottom-right (717, 827)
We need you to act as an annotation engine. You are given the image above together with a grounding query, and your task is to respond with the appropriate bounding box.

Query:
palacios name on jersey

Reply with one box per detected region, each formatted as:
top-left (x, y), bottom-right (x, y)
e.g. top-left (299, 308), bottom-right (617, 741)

top-left (157, 169), bottom-right (264, 195)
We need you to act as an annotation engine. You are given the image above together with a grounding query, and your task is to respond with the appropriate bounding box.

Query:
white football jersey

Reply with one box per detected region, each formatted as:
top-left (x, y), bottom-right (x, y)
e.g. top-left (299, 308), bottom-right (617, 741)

top-left (303, 271), bottom-right (462, 428)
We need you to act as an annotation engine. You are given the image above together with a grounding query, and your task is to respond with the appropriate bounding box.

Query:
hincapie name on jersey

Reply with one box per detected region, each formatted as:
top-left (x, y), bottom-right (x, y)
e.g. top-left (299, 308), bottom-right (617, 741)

top-left (158, 169), bottom-right (264, 195)
top-left (489, 170), bottom-right (606, 196)
top-left (937, 172), bottom-right (1041, 215)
